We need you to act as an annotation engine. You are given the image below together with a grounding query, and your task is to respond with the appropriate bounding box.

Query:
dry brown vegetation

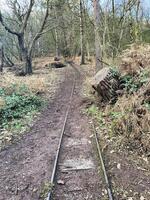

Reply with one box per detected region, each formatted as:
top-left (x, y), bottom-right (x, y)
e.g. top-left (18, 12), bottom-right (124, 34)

top-left (1, 72), bottom-right (48, 94)
top-left (0, 57), bottom-right (63, 95)
top-left (85, 44), bottom-right (150, 200)
top-left (111, 44), bottom-right (150, 155)
top-left (86, 44), bottom-right (150, 156)
top-left (119, 43), bottom-right (150, 75)
top-left (0, 57), bottom-right (64, 149)
top-left (105, 92), bottom-right (150, 155)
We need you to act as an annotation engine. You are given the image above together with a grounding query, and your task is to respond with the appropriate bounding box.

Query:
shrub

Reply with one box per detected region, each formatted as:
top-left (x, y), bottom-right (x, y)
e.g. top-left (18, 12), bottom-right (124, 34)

top-left (120, 69), bottom-right (150, 94)
top-left (0, 85), bottom-right (43, 129)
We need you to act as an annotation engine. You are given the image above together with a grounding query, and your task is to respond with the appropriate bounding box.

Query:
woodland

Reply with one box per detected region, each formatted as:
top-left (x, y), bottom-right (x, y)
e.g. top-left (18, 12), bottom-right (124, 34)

top-left (0, 0), bottom-right (150, 200)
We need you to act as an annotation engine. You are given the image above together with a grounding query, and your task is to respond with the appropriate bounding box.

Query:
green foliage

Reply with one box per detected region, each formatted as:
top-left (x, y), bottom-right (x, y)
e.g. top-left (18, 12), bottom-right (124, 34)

top-left (142, 29), bottom-right (150, 43)
top-left (121, 69), bottom-right (150, 93)
top-left (139, 69), bottom-right (150, 83)
top-left (86, 105), bottom-right (105, 127)
top-left (87, 105), bottom-right (99, 116)
top-left (0, 88), bottom-right (5, 96)
top-left (122, 75), bottom-right (139, 93)
top-left (109, 111), bottom-right (123, 119)
top-left (0, 85), bottom-right (43, 130)
top-left (110, 67), bottom-right (120, 78)
top-left (144, 103), bottom-right (150, 110)
top-left (1, 95), bottom-right (41, 121)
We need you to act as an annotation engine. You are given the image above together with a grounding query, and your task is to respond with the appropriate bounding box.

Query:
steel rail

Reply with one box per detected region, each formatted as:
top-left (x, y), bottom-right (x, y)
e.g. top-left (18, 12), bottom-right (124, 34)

top-left (68, 62), bottom-right (114, 200)
top-left (69, 61), bottom-right (114, 200)
top-left (46, 62), bottom-right (114, 200)
top-left (47, 74), bottom-right (76, 200)
top-left (92, 122), bottom-right (114, 200)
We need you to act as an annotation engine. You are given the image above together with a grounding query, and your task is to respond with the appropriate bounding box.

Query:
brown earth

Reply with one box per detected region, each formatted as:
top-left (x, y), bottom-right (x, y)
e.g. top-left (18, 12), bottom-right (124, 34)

top-left (52, 69), bottom-right (105, 200)
top-left (105, 146), bottom-right (150, 200)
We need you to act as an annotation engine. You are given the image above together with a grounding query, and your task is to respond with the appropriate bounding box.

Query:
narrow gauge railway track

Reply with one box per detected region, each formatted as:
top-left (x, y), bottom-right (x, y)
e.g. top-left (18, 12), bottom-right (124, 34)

top-left (47, 69), bottom-right (76, 200)
top-left (47, 62), bottom-right (114, 200)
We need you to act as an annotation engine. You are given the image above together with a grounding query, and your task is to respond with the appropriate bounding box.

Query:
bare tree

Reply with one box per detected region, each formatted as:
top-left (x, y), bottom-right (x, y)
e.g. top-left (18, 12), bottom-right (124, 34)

top-left (79, 0), bottom-right (85, 65)
top-left (93, 0), bottom-right (102, 71)
top-left (54, 5), bottom-right (60, 58)
top-left (0, 0), bottom-right (50, 74)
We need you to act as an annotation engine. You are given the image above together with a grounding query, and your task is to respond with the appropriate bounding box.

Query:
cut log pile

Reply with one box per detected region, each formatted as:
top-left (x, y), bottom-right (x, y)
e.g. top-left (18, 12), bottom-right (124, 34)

top-left (51, 61), bottom-right (66, 68)
top-left (91, 67), bottom-right (121, 102)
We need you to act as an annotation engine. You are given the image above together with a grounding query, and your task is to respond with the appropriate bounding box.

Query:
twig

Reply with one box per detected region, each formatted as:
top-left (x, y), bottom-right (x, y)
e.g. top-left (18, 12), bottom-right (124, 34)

top-left (98, 58), bottom-right (111, 67)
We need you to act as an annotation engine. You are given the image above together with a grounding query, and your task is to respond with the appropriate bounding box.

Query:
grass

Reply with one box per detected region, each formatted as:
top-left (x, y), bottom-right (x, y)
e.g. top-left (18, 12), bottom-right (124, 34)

top-left (39, 182), bottom-right (53, 200)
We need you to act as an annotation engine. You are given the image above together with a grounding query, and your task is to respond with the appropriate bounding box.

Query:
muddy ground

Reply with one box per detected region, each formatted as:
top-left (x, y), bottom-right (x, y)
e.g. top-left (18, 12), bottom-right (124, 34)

top-left (52, 69), bottom-right (105, 200)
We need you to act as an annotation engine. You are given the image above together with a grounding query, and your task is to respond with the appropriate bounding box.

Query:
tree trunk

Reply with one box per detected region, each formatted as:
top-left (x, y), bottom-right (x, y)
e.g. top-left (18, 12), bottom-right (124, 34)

top-left (112, 0), bottom-right (115, 59)
top-left (25, 56), bottom-right (32, 74)
top-left (80, 0), bottom-right (85, 65)
top-left (0, 46), bottom-right (4, 72)
top-left (86, 41), bottom-right (90, 61)
top-left (54, 6), bottom-right (60, 58)
top-left (135, 0), bottom-right (142, 42)
top-left (18, 34), bottom-right (32, 75)
top-left (55, 28), bottom-right (60, 57)
top-left (93, 0), bottom-right (103, 72)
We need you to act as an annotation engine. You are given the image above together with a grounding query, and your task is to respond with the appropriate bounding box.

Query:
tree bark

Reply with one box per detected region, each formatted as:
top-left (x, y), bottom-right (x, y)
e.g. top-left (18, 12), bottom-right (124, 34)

top-left (86, 41), bottom-right (90, 61)
top-left (80, 0), bottom-right (85, 65)
top-left (0, 46), bottom-right (4, 72)
top-left (93, 0), bottom-right (103, 72)
top-left (17, 34), bottom-right (32, 74)
top-left (0, 0), bottom-right (50, 75)
top-left (54, 4), bottom-right (60, 58)
top-left (25, 56), bottom-right (32, 74)
top-left (55, 27), bottom-right (59, 57)
top-left (112, 0), bottom-right (115, 59)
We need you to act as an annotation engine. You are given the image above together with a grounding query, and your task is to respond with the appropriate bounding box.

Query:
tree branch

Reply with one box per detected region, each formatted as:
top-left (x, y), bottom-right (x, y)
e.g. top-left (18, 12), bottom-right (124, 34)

top-left (28, 0), bottom-right (50, 56)
top-left (0, 11), bottom-right (19, 36)
top-left (21, 0), bottom-right (34, 33)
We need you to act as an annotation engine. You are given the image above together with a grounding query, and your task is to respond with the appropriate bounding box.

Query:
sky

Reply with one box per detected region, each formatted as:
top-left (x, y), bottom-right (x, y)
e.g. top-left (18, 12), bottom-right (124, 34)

top-left (142, 0), bottom-right (150, 10)
top-left (0, 0), bottom-right (150, 12)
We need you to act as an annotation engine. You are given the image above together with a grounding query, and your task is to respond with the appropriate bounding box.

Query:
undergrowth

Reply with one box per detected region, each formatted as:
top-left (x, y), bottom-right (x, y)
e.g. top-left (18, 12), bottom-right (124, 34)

top-left (87, 67), bottom-right (150, 156)
top-left (121, 69), bottom-right (150, 93)
top-left (39, 182), bottom-right (53, 200)
top-left (0, 84), bottom-right (44, 148)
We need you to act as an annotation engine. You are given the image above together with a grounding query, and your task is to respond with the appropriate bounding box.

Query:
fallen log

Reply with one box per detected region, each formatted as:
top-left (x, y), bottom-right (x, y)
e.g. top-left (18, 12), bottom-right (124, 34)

top-left (91, 67), bottom-right (121, 102)
top-left (51, 61), bottom-right (66, 68)
top-left (54, 56), bottom-right (60, 61)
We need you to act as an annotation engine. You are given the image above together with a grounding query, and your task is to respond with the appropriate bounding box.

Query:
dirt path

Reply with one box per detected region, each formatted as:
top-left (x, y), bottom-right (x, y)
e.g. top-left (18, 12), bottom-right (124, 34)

top-left (53, 71), bottom-right (103, 200)
top-left (0, 65), bottom-right (102, 200)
